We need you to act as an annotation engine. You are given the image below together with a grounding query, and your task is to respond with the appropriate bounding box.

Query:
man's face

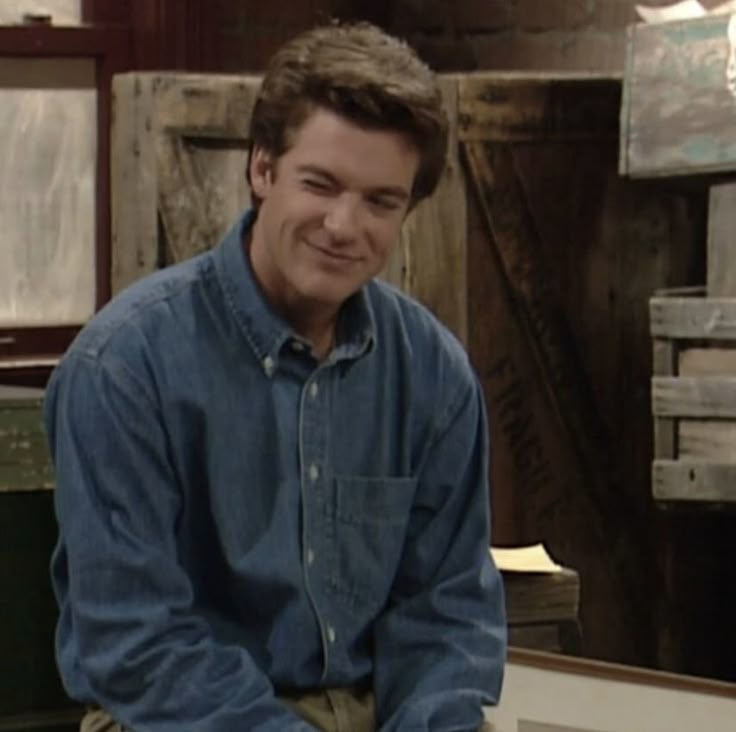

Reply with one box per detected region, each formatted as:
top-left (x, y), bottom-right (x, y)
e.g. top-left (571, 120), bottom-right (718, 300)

top-left (248, 107), bottom-right (420, 317)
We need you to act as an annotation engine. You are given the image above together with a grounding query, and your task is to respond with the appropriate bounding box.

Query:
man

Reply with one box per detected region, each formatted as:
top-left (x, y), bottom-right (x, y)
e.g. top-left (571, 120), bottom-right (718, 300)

top-left (45, 22), bottom-right (506, 732)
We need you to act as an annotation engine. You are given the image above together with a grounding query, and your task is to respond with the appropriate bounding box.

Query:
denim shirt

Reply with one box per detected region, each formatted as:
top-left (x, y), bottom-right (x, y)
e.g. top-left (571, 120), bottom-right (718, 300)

top-left (45, 210), bottom-right (506, 731)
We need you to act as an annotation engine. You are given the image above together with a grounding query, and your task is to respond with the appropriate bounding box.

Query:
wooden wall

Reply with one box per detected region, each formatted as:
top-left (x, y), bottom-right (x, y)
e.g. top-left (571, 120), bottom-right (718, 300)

top-left (460, 75), bottom-right (708, 668)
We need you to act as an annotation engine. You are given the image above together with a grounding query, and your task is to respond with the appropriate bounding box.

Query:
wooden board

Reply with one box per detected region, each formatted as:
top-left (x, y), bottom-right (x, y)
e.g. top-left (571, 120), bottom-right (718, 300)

top-left (650, 297), bottom-right (736, 339)
top-left (503, 568), bottom-right (580, 625)
top-left (112, 72), bottom-right (468, 344)
top-left (457, 74), bottom-right (619, 143)
top-left (621, 14), bottom-right (736, 178)
top-left (652, 376), bottom-right (736, 418)
top-left (707, 182), bottom-right (736, 297)
top-left (653, 461), bottom-right (736, 503)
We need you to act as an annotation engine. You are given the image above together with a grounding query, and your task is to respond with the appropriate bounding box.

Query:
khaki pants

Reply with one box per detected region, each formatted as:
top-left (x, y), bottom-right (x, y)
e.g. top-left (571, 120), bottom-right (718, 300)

top-left (80, 686), bottom-right (375, 732)
top-left (80, 689), bottom-right (494, 731)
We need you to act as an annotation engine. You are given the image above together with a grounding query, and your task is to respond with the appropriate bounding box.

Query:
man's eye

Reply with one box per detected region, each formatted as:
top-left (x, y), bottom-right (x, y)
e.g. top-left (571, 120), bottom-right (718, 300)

top-left (368, 196), bottom-right (400, 212)
top-left (303, 178), bottom-right (331, 192)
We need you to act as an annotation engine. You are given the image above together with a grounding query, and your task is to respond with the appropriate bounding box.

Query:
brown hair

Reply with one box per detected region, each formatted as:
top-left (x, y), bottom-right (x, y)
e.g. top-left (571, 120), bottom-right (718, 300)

top-left (247, 22), bottom-right (448, 207)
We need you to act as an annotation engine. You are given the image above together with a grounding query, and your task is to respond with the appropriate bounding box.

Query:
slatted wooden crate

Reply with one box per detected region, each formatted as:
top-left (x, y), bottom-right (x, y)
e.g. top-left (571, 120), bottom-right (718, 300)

top-left (651, 290), bottom-right (736, 503)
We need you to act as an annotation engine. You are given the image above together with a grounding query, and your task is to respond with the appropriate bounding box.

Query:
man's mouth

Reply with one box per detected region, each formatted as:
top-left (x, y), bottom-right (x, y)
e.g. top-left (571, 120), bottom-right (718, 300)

top-left (305, 240), bottom-right (362, 263)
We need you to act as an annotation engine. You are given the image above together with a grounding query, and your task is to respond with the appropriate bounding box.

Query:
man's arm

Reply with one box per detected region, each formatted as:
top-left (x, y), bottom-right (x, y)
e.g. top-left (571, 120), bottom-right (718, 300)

top-left (373, 376), bottom-right (507, 732)
top-left (45, 352), bottom-right (315, 732)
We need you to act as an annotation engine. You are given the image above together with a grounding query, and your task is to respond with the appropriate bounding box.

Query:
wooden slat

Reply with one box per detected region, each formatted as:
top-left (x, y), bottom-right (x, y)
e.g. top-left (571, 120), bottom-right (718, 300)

top-left (653, 460), bottom-right (736, 502)
top-left (679, 420), bottom-right (736, 460)
top-left (111, 74), bottom-right (158, 294)
top-left (652, 339), bottom-right (677, 459)
top-left (384, 76), bottom-right (467, 344)
top-left (679, 347), bottom-right (736, 376)
top-left (707, 182), bottom-right (736, 297)
top-left (458, 74), bottom-right (620, 142)
top-left (650, 297), bottom-right (736, 339)
top-left (653, 376), bottom-right (736, 417)
top-left (154, 74), bottom-right (260, 137)
top-left (622, 14), bottom-right (736, 178)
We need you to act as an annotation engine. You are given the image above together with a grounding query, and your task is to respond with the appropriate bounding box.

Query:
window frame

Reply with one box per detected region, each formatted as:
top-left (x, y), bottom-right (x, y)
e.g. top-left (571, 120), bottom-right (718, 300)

top-left (0, 24), bottom-right (129, 386)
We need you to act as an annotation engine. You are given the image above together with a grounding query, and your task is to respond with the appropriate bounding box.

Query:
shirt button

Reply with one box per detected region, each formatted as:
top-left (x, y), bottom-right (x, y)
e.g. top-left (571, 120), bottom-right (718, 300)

top-left (306, 548), bottom-right (315, 565)
top-left (327, 626), bottom-right (336, 644)
top-left (309, 463), bottom-right (320, 482)
top-left (262, 355), bottom-right (275, 376)
top-left (309, 382), bottom-right (319, 399)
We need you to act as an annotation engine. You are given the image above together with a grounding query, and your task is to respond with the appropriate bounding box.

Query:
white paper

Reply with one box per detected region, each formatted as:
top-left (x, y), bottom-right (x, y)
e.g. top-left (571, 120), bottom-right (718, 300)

top-left (490, 543), bottom-right (564, 574)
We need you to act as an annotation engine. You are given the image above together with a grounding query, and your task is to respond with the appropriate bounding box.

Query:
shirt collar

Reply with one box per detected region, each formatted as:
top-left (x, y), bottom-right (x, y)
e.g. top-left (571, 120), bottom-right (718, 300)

top-left (213, 209), bottom-right (375, 374)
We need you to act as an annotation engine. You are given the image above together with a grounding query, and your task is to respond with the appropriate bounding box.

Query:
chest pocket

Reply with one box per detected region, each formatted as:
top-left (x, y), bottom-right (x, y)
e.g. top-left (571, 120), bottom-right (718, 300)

top-left (325, 475), bottom-right (417, 615)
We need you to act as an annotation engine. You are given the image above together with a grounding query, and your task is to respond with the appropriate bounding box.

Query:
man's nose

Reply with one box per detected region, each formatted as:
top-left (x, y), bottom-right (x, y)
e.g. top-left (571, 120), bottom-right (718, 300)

top-left (323, 194), bottom-right (360, 241)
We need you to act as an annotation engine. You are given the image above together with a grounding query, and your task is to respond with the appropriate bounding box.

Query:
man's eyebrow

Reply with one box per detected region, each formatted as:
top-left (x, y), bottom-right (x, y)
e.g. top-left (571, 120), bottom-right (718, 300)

top-left (296, 164), bottom-right (411, 201)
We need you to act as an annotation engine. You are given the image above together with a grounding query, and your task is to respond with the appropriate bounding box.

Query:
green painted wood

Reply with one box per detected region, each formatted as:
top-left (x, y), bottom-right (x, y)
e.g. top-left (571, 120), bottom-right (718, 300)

top-left (0, 390), bottom-right (54, 493)
top-left (622, 15), bottom-right (736, 178)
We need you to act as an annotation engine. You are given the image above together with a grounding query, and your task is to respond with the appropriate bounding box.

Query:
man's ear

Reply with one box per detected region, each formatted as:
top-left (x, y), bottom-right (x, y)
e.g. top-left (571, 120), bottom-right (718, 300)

top-left (249, 145), bottom-right (274, 198)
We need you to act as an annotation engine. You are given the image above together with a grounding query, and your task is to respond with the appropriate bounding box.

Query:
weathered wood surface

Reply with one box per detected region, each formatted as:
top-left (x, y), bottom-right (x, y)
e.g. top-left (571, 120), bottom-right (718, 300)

top-left (654, 461), bottom-right (736, 502)
top-left (463, 135), bottom-right (651, 660)
top-left (621, 15), bottom-right (736, 178)
top-left (460, 73), bottom-right (707, 668)
top-left (503, 568), bottom-right (580, 625)
top-left (112, 73), bottom-right (258, 293)
top-left (457, 74), bottom-right (620, 142)
top-left (650, 297), bottom-right (736, 339)
top-left (707, 182), bottom-right (736, 297)
top-left (0, 387), bottom-right (53, 493)
top-left (653, 340), bottom-right (677, 459)
top-left (680, 347), bottom-right (736, 375)
top-left (653, 376), bottom-right (736, 418)
top-left (679, 421), bottom-right (736, 460)
top-left (386, 75), bottom-right (468, 344)
top-left (112, 72), bottom-right (468, 343)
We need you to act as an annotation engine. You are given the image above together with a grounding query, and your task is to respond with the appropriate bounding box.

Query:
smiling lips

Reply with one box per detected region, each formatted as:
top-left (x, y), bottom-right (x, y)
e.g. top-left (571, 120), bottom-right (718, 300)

top-left (305, 239), bottom-right (363, 264)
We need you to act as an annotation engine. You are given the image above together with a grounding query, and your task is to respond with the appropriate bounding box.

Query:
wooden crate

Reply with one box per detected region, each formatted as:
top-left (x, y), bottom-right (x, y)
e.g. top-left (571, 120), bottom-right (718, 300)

top-left (620, 14), bottom-right (736, 178)
top-left (651, 290), bottom-right (736, 502)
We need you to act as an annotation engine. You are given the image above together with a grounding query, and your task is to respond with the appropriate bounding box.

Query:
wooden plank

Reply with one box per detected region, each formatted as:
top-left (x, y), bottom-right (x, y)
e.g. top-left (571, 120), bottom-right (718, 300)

top-left (652, 376), bottom-right (736, 417)
top-left (385, 75), bottom-right (467, 343)
top-left (650, 297), bottom-right (736, 339)
top-left (652, 339), bottom-right (677, 459)
top-left (457, 74), bottom-right (620, 142)
top-left (707, 182), bottom-right (736, 296)
top-left (622, 15), bottom-right (736, 178)
top-left (680, 420), bottom-right (736, 460)
top-left (679, 347), bottom-right (736, 376)
top-left (653, 460), bottom-right (736, 502)
top-left (111, 74), bottom-right (158, 295)
top-left (154, 74), bottom-right (260, 137)
top-left (503, 568), bottom-right (580, 625)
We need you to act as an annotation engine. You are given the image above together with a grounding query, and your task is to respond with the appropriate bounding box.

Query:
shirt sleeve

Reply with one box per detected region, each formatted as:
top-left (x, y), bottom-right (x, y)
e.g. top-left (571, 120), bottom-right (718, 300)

top-left (45, 352), bottom-right (316, 732)
top-left (372, 374), bottom-right (507, 732)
